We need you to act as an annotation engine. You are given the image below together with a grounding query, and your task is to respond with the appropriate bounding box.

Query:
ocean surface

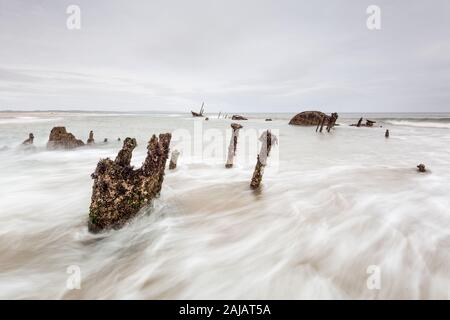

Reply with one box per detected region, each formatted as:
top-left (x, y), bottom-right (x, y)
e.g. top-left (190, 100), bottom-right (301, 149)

top-left (0, 111), bottom-right (449, 299)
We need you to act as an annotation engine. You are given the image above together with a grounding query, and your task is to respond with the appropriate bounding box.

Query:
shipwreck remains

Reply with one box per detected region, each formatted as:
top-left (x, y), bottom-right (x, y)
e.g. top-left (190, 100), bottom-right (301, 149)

top-left (316, 116), bottom-right (326, 132)
top-left (88, 133), bottom-right (172, 232)
top-left (351, 118), bottom-right (377, 127)
top-left (250, 130), bottom-right (278, 189)
top-left (357, 117), bottom-right (363, 127)
top-left (87, 130), bottom-right (95, 144)
top-left (365, 120), bottom-right (376, 127)
top-left (289, 111), bottom-right (326, 126)
top-left (326, 113), bottom-right (339, 132)
top-left (417, 164), bottom-right (426, 173)
top-left (47, 127), bottom-right (85, 149)
top-left (289, 111), bottom-right (338, 132)
top-left (22, 133), bottom-right (34, 145)
top-left (191, 102), bottom-right (205, 117)
top-left (169, 150), bottom-right (180, 170)
top-left (231, 115), bottom-right (248, 121)
top-left (225, 123), bottom-right (243, 168)
top-left (312, 112), bottom-right (339, 133)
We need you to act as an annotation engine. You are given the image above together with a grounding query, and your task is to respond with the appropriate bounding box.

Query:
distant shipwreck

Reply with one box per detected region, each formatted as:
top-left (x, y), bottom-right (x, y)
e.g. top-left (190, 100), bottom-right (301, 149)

top-left (289, 111), bottom-right (338, 132)
top-left (191, 102), bottom-right (205, 117)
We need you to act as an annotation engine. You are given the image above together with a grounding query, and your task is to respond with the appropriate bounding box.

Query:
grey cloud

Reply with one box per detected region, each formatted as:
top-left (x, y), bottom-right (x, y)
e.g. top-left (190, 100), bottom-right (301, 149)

top-left (0, 0), bottom-right (449, 112)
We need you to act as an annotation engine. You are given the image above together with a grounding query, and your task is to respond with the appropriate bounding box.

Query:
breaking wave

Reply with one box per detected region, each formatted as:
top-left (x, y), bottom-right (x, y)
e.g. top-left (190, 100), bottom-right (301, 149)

top-left (0, 116), bottom-right (62, 124)
top-left (383, 118), bottom-right (450, 129)
top-left (0, 112), bottom-right (450, 299)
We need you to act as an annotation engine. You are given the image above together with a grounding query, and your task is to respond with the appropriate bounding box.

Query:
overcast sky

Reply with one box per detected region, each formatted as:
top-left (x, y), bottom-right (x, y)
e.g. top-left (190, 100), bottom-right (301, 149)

top-left (0, 0), bottom-right (449, 112)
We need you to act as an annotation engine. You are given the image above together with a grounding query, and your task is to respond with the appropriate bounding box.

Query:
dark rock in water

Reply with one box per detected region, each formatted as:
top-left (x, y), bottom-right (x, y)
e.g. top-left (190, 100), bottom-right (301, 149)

top-left (417, 164), bottom-right (426, 173)
top-left (103, 138), bottom-right (108, 143)
top-left (265, 118), bottom-right (272, 121)
top-left (289, 111), bottom-right (326, 126)
top-left (118, 137), bottom-right (121, 142)
top-left (205, 117), bottom-right (209, 121)
top-left (88, 133), bottom-right (172, 232)
top-left (22, 133), bottom-right (34, 145)
top-left (385, 129), bottom-right (390, 138)
top-left (231, 115), bottom-right (248, 120)
top-left (47, 127), bottom-right (85, 149)
top-left (87, 131), bottom-right (95, 144)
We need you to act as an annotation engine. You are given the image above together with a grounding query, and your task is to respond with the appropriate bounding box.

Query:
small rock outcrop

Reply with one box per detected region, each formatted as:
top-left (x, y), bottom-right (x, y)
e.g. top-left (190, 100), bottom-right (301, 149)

top-left (289, 111), bottom-right (326, 126)
top-left (385, 130), bottom-right (390, 138)
top-left (47, 127), bottom-right (85, 149)
top-left (22, 133), bottom-right (34, 145)
top-left (88, 133), bottom-right (172, 232)
top-left (231, 115), bottom-right (248, 121)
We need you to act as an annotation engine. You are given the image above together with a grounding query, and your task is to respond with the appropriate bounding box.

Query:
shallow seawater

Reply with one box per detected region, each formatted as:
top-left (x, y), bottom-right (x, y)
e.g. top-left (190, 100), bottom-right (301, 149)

top-left (0, 112), bottom-right (449, 299)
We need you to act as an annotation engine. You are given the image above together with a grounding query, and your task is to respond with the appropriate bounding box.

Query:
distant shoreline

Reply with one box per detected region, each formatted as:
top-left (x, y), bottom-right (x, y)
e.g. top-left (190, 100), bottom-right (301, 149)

top-left (1, 110), bottom-right (449, 115)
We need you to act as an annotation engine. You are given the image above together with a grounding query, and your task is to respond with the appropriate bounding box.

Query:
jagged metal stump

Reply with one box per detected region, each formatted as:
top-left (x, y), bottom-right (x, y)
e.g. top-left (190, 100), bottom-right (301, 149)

top-left (22, 133), bottom-right (34, 145)
top-left (169, 150), bottom-right (180, 170)
top-left (87, 130), bottom-right (95, 144)
top-left (225, 123), bottom-right (243, 168)
top-left (326, 113), bottom-right (339, 132)
top-left (88, 133), bottom-right (172, 232)
top-left (250, 130), bottom-right (278, 189)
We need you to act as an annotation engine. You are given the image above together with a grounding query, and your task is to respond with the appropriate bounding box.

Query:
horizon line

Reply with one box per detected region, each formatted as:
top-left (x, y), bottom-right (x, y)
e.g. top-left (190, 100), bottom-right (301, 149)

top-left (1, 109), bottom-right (449, 114)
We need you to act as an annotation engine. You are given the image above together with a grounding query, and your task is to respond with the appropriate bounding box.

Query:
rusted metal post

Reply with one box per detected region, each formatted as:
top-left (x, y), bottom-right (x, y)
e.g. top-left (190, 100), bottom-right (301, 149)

top-left (250, 130), bottom-right (278, 189)
top-left (319, 116), bottom-right (327, 133)
top-left (225, 123), bottom-right (243, 168)
top-left (169, 150), bottom-right (180, 170)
